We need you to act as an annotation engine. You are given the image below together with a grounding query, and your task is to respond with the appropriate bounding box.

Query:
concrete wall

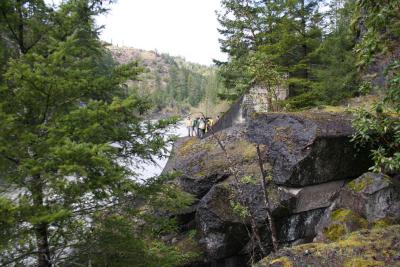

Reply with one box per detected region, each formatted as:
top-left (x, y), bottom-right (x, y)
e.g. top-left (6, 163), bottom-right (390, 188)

top-left (207, 96), bottom-right (244, 135)
top-left (207, 83), bottom-right (288, 136)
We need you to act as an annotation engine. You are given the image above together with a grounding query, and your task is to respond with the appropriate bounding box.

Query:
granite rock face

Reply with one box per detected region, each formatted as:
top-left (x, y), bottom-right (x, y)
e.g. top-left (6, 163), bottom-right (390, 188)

top-left (247, 113), bottom-right (372, 186)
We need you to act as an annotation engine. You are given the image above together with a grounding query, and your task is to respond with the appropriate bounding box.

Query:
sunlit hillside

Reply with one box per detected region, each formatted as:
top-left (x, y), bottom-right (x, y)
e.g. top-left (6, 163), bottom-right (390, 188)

top-left (108, 46), bottom-right (225, 115)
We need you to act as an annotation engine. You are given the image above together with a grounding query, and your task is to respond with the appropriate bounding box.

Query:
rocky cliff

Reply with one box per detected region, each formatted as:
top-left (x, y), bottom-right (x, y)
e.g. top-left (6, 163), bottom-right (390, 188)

top-left (163, 112), bottom-right (400, 267)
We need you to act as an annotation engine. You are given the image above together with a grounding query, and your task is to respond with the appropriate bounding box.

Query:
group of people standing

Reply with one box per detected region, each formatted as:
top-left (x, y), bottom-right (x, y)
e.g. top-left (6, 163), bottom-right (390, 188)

top-left (185, 115), bottom-right (219, 138)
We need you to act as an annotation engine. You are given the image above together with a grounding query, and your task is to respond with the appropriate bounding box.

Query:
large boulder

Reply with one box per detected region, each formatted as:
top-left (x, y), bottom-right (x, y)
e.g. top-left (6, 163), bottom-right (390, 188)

top-left (247, 113), bottom-right (372, 186)
top-left (162, 113), bottom-right (380, 266)
top-left (163, 115), bottom-right (366, 263)
top-left (315, 172), bottom-right (400, 242)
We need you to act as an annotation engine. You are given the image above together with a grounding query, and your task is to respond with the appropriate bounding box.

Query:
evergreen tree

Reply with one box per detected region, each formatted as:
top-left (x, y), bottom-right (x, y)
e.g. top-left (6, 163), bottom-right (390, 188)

top-left (0, 1), bottom-right (191, 266)
top-left (217, 0), bottom-right (324, 107)
top-left (278, 0), bottom-right (323, 96)
top-left (216, 0), bottom-right (266, 96)
top-left (311, 0), bottom-right (360, 105)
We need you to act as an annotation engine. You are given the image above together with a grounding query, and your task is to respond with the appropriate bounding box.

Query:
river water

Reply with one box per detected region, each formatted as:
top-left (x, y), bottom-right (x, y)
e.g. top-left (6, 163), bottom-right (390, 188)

top-left (130, 121), bottom-right (187, 181)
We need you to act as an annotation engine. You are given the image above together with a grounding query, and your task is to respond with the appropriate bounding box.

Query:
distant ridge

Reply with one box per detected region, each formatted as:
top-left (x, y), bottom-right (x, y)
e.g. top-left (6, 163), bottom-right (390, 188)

top-left (107, 45), bottom-right (223, 112)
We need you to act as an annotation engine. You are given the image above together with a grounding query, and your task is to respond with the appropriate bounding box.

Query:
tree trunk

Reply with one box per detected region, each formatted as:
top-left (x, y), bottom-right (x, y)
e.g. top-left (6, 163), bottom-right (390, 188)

top-left (35, 223), bottom-right (51, 267)
top-left (32, 175), bottom-right (52, 267)
top-left (16, 0), bottom-right (27, 54)
top-left (301, 0), bottom-right (309, 81)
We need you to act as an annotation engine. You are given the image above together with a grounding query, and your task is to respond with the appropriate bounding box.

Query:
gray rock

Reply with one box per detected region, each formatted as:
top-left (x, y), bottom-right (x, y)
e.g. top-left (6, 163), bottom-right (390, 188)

top-left (314, 172), bottom-right (400, 242)
top-left (195, 177), bottom-right (345, 260)
top-left (247, 113), bottom-right (372, 186)
top-left (162, 114), bottom-right (383, 265)
top-left (178, 173), bottom-right (230, 199)
top-left (335, 172), bottom-right (400, 221)
top-left (164, 125), bottom-right (250, 199)
top-left (196, 184), bottom-right (250, 260)
top-left (291, 180), bottom-right (346, 213)
top-left (278, 208), bottom-right (325, 244)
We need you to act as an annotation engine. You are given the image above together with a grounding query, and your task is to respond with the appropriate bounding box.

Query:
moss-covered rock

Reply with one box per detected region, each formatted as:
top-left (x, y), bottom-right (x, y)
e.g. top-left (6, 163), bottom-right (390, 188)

top-left (255, 225), bottom-right (400, 267)
top-left (322, 208), bottom-right (368, 242)
top-left (347, 175), bottom-right (374, 193)
top-left (315, 172), bottom-right (400, 242)
top-left (165, 126), bottom-right (260, 200)
top-left (196, 183), bottom-right (251, 260)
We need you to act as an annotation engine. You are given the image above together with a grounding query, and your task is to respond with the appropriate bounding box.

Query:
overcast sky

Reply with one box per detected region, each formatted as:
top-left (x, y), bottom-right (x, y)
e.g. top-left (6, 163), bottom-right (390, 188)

top-left (95, 0), bottom-right (227, 65)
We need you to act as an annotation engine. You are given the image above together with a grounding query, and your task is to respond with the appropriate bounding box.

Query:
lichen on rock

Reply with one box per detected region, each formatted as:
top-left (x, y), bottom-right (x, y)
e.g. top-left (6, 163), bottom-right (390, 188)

top-left (255, 225), bottom-right (400, 267)
top-left (314, 172), bottom-right (400, 242)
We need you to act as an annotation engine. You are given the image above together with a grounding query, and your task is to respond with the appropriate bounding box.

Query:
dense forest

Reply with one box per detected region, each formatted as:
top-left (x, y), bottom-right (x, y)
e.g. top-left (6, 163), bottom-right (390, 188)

top-left (0, 0), bottom-right (399, 266)
top-left (109, 46), bottom-right (225, 115)
top-left (216, 0), bottom-right (399, 109)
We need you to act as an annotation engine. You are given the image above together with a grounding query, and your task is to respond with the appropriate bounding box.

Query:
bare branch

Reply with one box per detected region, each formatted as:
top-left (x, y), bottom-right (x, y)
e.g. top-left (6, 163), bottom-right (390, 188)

top-left (256, 145), bottom-right (279, 252)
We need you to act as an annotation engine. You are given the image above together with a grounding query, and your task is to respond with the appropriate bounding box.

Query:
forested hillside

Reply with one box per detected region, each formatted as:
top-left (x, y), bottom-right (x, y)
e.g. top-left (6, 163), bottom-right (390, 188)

top-left (109, 46), bottom-right (225, 114)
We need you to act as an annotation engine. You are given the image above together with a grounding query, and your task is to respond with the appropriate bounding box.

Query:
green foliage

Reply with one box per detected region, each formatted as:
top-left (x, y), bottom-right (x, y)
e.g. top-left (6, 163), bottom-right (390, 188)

top-left (217, 0), bottom-right (383, 109)
top-left (0, 1), bottom-right (194, 266)
top-left (352, 62), bottom-right (400, 174)
top-left (230, 200), bottom-right (250, 219)
top-left (284, 90), bottom-right (321, 110)
top-left (351, 0), bottom-right (400, 175)
top-left (310, 0), bottom-right (360, 105)
top-left (216, 0), bottom-right (271, 97)
top-left (353, 0), bottom-right (400, 68)
top-left (68, 174), bottom-right (197, 267)
top-left (217, 0), bottom-right (363, 108)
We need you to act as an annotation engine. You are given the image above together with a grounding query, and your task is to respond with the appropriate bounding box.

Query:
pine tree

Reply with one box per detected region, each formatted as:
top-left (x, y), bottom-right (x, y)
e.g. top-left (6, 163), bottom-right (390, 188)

top-left (217, 0), bottom-right (323, 106)
top-left (311, 0), bottom-right (360, 105)
top-left (216, 0), bottom-right (266, 96)
top-left (0, 1), bottom-right (184, 265)
top-left (278, 0), bottom-right (322, 96)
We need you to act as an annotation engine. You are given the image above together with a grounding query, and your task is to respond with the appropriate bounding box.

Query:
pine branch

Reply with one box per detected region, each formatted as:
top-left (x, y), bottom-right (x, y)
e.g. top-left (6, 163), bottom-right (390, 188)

top-left (0, 152), bottom-right (20, 165)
